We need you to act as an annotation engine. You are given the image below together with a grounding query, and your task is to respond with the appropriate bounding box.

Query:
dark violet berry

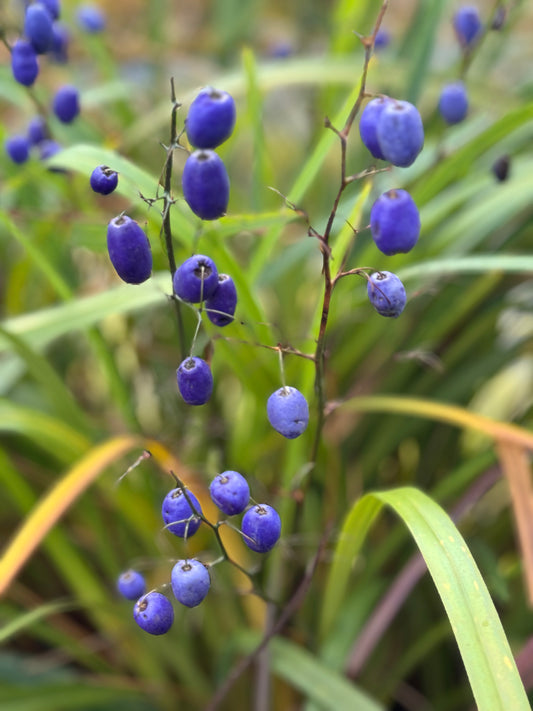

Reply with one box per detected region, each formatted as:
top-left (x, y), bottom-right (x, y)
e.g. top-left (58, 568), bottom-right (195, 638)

top-left (359, 97), bottom-right (391, 161)
top-left (370, 189), bottom-right (420, 256)
top-left (209, 470), bottom-right (250, 516)
top-left (27, 116), bottom-right (47, 145)
top-left (77, 4), bottom-right (106, 32)
top-left (117, 569), bottom-right (146, 600)
top-left (106, 214), bottom-right (152, 284)
top-left (182, 150), bottom-right (230, 221)
top-left (205, 274), bottom-right (237, 326)
top-left (5, 135), bottom-right (30, 164)
top-left (492, 155), bottom-right (510, 182)
top-left (50, 22), bottom-right (69, 63)
top-left (162, 487), bottom-right (203, 538)
top-left (241, 504), bottom-right (281, 553)
top-left (133, 592), bottom-right (174, 635)
top-left (186, 87), bottom-right (236, 149)
top-left (438, 82), bottom-right (468, 125)
top-left (367, 271), bottom-right (406, 318)
top-left (376, 100), bottom-right (424, 168)
top-left (267, 386), bottom-right (309, 439)
top-left (172, 254), bottom-right (219, 303)
top-left (41, 0), bottom-right (61, 20)
top-left (171, 559), bottom-right (211, 608)
top-left (453, 5), bottom-right (482, 48)
top-left (11, 40), bottom-right (39, 86)
top-left (90, 165), bottom-right (119, 195)
top-left (176, 357), bottom-right (213, 406)
top-left (24, 3), bottom-right (54, 54)
top-left (52, 85), bottom-right (80, 123)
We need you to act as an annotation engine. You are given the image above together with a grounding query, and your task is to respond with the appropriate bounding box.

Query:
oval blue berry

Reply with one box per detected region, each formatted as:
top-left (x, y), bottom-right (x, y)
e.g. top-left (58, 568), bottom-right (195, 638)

top-left (205, 274), bottom-right (237, 326)
top-left (209, 470), bottom-right (250, 515)
top-left (376, 100), bottom-right (424, 168)
top-left (367, 271), bottom-right (406, 318)
top-left (176, 357), bottom-right (213, 406)
top-left (438, 82), bottom-right (469, 125)
top-left (162, 487), bottom-right (203, 538)
top-left (24, 3), bottom-right (54, 54)
top-left (171, 559), bottom-right (211, 608)
top-left (106, 215), bottom-right (152, 284)
top-left (133, 592), bottom-right (174, 635)
top-left (173, 255), bottom-right (219, 303)
top-left (359, 97), bottom-right (391, 161)
top-left (370, 189), bottom-right (420, 256)
top-left (182, 150), bottom-right (230, 221)
top-left (77, 4), bottom-right (106, 32)
top-left (52, 85), bottom-right (80, 123)
top-left (117, 569), bottom-right (146, 600)
top-left (5, 136), bottom-right (30, 165)
top-left (11, 40), bottom-right (39, 87)
top-left (186, 87), bottom-right (236, 149)
top-left (90, 165), bottom-right (118, 195)
top-left (241, 504), bottom-right (281, 553)
top-left (267, 386), bottom-right (309, 439)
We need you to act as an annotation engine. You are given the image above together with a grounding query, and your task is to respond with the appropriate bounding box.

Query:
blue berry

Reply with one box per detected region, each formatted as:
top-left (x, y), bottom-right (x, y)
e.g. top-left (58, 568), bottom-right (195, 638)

top-left (39, 139), bottom-right (62, 163)
top-left (52, 85), bottom-right (80, 123)
top-left (370, 189), bottom-right (420, 256)
top-left (205, 274), bottom-right (237, 326)
top-left (117, 569), bottom-right (146, 600)
top-left (24, 3), bottom-right (54, 54)
top-left (209, 470), bottom-right (250, 515)
top-left (171, 559), bottom-right (211, 608)
top-left (41, 0), bottom-right (61, 20)
top-left (376, 100), bottom-right (424, 168)
top-left (162, 487), bottom-right (203, 538)
top-left (133, 592), bottom-right (173, 635)
top-left (182, 150), bottom-right (230, 221)
top-left (176, 357), bottom-right (213, 406)
top-left (359, 97), bottom-right (391, 161)
top-left (367, 271), bottom-right (406, 318)
top-left (241, 504), bottom-right (281, 553)
top-left (267, 386), bottom-right (309, 439)
top-left (50, 22), bottom-right (69, 63)
top-left (374, 28), bottom-right (390, 50)
top-left (5, 135), bottom-right (30, 164)
top-left (453, 5), bottom-right (482, 48)
top-left (27, 116), bottom-right (47, 145)
top-left (106, 214), bottom-right (152, 284)
top-left (186, 87), bottom-right (236, 149)
top-left (438, 82), bottom-right (469, 125)
top-left (11, 39), bottom-right (39, 86)
top-left (90, 165), bottom-right (118, 195)
top-left (173, 255), bottom-right (219, 303)
top-left (77, 4), bottom-right (106, 32)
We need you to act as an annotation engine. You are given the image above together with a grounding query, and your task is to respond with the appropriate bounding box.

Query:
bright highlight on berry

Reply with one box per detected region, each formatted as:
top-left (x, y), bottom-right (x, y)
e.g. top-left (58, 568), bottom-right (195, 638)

top-left (267, 386), bottom-right (309, 439)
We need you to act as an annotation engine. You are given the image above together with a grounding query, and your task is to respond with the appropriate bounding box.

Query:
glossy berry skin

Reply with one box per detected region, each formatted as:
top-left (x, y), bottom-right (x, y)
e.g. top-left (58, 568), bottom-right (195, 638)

top-left (377, 100), bottom-right (424, 168)
top-left (162, 488), bottom-right (203, 538)
top-left (77, 4), bottom-right (106, 32)
top-left (133, 592), bottom-right (173, 635)
top-left (359, 97), bottom-right (391, 160)
top-left (205, 274), bottom-right (237, 326)
top-left (267, 386), bottom-right (309, 439)
top-left (52, 85), bottom-right (80, 123)
top-left (90, 165), bottom-right (118, 195)
top-left (117, 569), bottom-right (146, 600)
top-left (176, 357), bottom-right (213, 406)
top-left (24, 3), bottom-right (54, 54)
top-left (453, 5), bottom-right (482, 48)
top-left (106, 215), bottom-right (152, 284)
top-left (11, 40), bottom-right (39, 86)
top-left (5, 136), bottom-right (30, 164)
top-left (209, 470), bottom-right (250, 515)
top-left (242, 504), bottom-right (281, 553)
top-left (438, 82), bottom-right (468, 125)
top-left (171, 559), bottom-right (211, 608)
top-left (27, 116), bottom-right (47, 145)
top-left (367, 271), bottom-right (406, 318)
top-left (186, 87), bottom-right (236, 149)
top-left (173, 255), bottom-right (219, 303)
top-left (182, 150), bottom-right (230, 221)
top-left (370, 189), bottom-right (420, 256)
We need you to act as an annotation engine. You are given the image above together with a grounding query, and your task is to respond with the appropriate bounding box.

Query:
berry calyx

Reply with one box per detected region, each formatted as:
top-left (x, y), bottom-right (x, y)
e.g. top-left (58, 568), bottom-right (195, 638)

top-left (209, 470), bottom-right (250, 515)
top-left (176, 357), bottom-right (214, 405)
top-left (182, 150), bottom-right (230, 221)
top-left (90, 165), bottom-right (119, 195)
top-left (367, 271), bottom-right (406, 318)
top-left (267, 386), bottom-right (309, 439)
top-left (186, 87), bottom-right (236, 149)
top-left (173, 255), bottom-right (219, 303)
top-left (241, 504), bottom-right (281, 553)
top-left (205, 274), bottom-right (237, 326)
top-left (106, 215), bottom-right (152, 284)
top-left (370, 189), bottom-right (421, 255)
top-left (438, 82), bottom-right (469, 125)
top-left (133, 592), bottom-right (174, 635)
top-left (171, 559), bottom-right (211, 608)
top-left (376, 99), bottom-right (424, 168)
top-left (162, 487), bottom-right (203, 538)
top-left (117, 569), bottom-right (146, 600)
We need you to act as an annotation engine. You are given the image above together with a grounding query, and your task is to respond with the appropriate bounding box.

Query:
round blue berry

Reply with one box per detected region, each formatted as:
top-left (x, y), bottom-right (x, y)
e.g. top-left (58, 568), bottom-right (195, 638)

top-left (438, 82), bottom-right (469, 125)
top-left (173, 255), bottom-right (219, 303)
top-left (5, 135), bottom-right (30, 164)
top-left (90, 165), bottom-right (118, 195)
top-left (376, 100), bottom-right (424, 168)
top-left (162, 487), bottom-right (203, 538)
top-left (133, 592), bottom-right (173, 635)
top-left (186, 87), bottom-right (236, 149)
top-left (182, 150), bottom-right (230, 221)
top-left (453, 5), bottom-right (482, 48)
top-left (374, 28), bottom-right (390, 50)
top-left (241, 504), bottom-right (281, 553)
top-left (205, 274), bottom-right (237, 326)
top-left (171, 559), bottom-right (211, 608)
top-left (24, 3), bottom-right (54, 54)
top-left (370, 189), bottom-right (420, 256)
top-left (267, 386), bottom-right (309, 439)
top-left (52, 85), bottom-right (80, 123)
top-left (11, 39), bottom-right (39, 86)
top-left (106, 214), bottom-right (152, 284)
top-left (359, 97), bottom-right (391, 161)
top-left (77, 4), bottom-right (106, 32)
top-left (176, 357), bottom-right (213, 406)
top-left (117, 569), bottom-right (146, 600)
top-left (367, 271), bottom-right (406, 318)
top-left (209, 470), bottom-right (250, 515)
top-left (27, 116), bottom-right (47, 145)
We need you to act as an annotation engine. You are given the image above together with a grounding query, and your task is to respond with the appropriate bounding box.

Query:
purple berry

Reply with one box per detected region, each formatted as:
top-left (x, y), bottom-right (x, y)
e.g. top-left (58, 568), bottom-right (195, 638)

top-left (117, 569), bottom-right (146, 600)
top-left (90, 165), bottom-right (118, 195)
top-left (52, 85), bottom-right (80, 123)
top-left (106, 215), bottom-right (152, 284)
top-left (5, 135), bottom-right (30, 164)
top-left (186, 87), bottom-right (236, 149)
top-left (173, 254), bottom-right (219, 303)
top-left (267, 386), bottom-right (309, 439)
top-left (438, 82), bottom-right (469, 125)
top-left (370, 189), bottom-right (421, 256)
top-left (133, 592), bottom-right (173, 635)
top-left (367, 271), bottom-right (406, 318)
top-left (162, 487), bottom-right (203, 538)
top-left (182, 150), bottom-right (230, 221)
top-left (27, 116), bottom-right (47, 145)
top-left (209, 470), bottom-right (250, 515)
top-left (24, 3), bottom-right (54, 53)
top-left (77, 4), bottom-right (106, 32)
top-left (176, 357), bottom-right (213, 406)
top-left (205, 274), bottom-right (237, 326)
top-left (359, 97), bottom-right (391, 161)
top-left (376, 100), bottom-right (424, 168)
top-left (171, 559), bottom-right (211, 608)
top-left (11, 39), bottom-right (39, 86)
top-left (241, 504), bottom-right (281, 553)
top-left (453, 5), bottom-right (482, 48)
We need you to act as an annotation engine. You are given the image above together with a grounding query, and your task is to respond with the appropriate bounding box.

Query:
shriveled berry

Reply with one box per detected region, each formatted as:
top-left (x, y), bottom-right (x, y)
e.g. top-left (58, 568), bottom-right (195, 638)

top-left (376, 100), bottom-right (424, 168)
top-left (90, 165), bottom-right (118, 195)
top-left (242, 504), bottom-right (281, 553)
top-left (267, 386), bottom-right (309, 439)
top-left (171, 559), bottom-right (211, 608)
top-left (11, 40), bottom-right (39, 87)
top-left (52, 85), bottom-right (80, 123)
top-left (24, 3), bottom-right (54, 54)
top-left (133, 592), bottom-right (173, 635)
top-left (186, 87), bottom-right (236, 149)
top-left (162, 488), bottom-right (203, 538)
top-left (438, 82), bottom-right (468, 125)
top-left (173, 255), bottom-right (219, 303)
top-left (453, 5), bottom-right (482, 48)
top-left (205, 274), bottom-right (237, 326)
top-left (370, 189), bottom-right (420, 256)
top-left (117, 569), bottom-right (146, 600)
top-left (367, 271), bottom-right (406, 318)
top-left (209, 470), bottom-right (250, 515)
top-left (106, 215), bottom-right (152, 284)
top-left (359, 96), bottom-right (391, 161)
top-left (182, 150), bottom-right (230, 221)
top-left (176, 357), bottom-right (213, 406)
top-left (77, 4), bottom-right (106, 32)
top-left (5, 136), bottom-right (30, 164)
